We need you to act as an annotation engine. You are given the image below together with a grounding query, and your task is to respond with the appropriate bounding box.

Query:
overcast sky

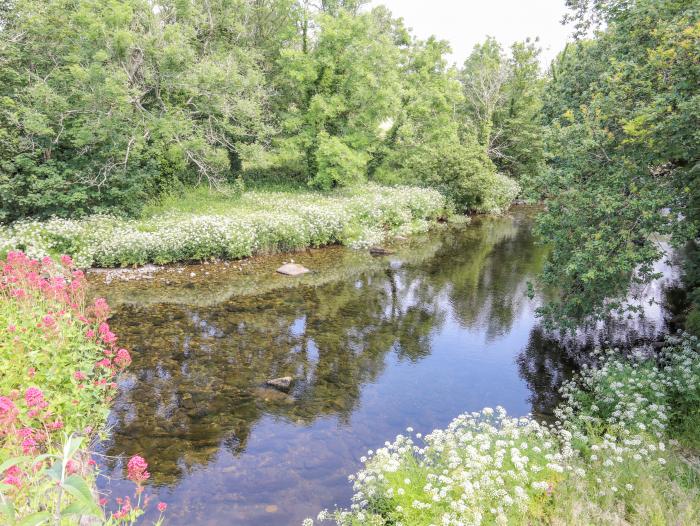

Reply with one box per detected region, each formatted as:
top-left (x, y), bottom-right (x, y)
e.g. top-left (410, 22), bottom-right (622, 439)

top-left (368, 0), bottom-right (574, 68)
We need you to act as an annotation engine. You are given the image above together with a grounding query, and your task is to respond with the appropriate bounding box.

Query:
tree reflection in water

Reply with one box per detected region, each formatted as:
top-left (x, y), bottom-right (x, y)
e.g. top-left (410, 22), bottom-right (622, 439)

top-left (95, 207), bottom-right (675, 526)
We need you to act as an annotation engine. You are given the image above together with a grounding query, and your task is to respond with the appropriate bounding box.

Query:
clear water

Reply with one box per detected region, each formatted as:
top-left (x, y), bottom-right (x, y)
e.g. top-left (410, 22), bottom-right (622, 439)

top-left (91, 207), bottom-right (674, 525)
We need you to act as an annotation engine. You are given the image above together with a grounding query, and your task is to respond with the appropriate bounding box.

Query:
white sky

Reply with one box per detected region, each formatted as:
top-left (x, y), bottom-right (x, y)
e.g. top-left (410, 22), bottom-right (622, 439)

top-left (369, 0), bottom-right (574, 68)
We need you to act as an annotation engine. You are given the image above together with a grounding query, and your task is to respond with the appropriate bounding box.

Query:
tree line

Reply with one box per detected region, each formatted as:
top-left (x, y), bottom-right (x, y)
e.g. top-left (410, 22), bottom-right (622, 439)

top-left (0, 0), bottom-right (542, 221)
top-left (1, 0), bottom-right (698, 331)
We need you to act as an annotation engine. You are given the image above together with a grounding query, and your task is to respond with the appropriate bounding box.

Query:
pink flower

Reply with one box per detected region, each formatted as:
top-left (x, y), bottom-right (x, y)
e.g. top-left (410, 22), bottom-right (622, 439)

top-left (24, 387), bottom-right (44, 407)
top-left (60, 255), bottom-right (73, 267)
top-left (0, 396), bottom-right (17, 422)
top-left (27, 367), bottom-right (36, 378)
top-left (95, 358), bottom-right (111, 369)
top-left (3, 475), bottom-right (20, 488)
top-left (7, 325), bottom-right (16, 332)
top-left (47, 419), bottom-right (63, 431)
top-left (21, 437), bottom-right (37, 454)
top-left (99, 497), bottom-right (107, 506)
top-left (66, 459), bottom-right (79, 475)
top-left (74, 371), bottom-right (86, 381)
top-left (114, 348), bottom-right (131, 368)
top-left (41, 315), bottom-right (56, 328)
top-left (157, 502), bottom-right (167, 512)
top-left (126, 455), bottom-right (150, 484)
top-left (86, 329), bottom-right (95, 339)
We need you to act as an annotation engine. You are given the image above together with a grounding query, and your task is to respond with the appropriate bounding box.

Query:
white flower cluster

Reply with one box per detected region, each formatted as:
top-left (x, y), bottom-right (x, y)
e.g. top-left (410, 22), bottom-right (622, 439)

top-left (310, 333), bottom-right (700, 525)
top-left (0, 185), bottom-right (446, 268)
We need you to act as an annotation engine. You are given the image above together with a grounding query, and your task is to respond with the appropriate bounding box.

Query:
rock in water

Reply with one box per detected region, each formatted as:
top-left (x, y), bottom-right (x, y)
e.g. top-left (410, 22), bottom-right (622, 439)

top-left (369, 246), bottom-right (395, 256)
top-left (266, 376), bottom-right (293, 391)
top-left (276, 263), bottom-right (310, 276)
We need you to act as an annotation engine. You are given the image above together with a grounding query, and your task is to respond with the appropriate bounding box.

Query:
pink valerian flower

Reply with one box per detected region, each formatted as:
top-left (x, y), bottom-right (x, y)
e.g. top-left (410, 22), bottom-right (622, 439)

top-left (92, 298), bottom-right (110, 323)
top-left (47, 419), bottom-right (63, 431)
top-left (99, 497), bottom-right (108, 507)
top-left (0, 396), bottom-right (18, 425)
top-left (24, 387), bottom-right (46, 408)
top-left (60, 254), bottom-right (73, 267)
top-left (3, 475), bottom-right (21, 488)
top-left (97, 321), bottom-right (117, 344)
top-left (7, 324), bottom-right (16, 332)
top-left (21, 436), bottom-right (37, 454)
top-left (126, 455), bottom-right (150, 484)
top-left (41, 315), bottom-right (56, 329)
top-left (86, 329), bottom-right (96, 339)
top-left (157, 502), bottom-right (167, 512)
top-left (66, 459), bottom-right (79, 475)
top-left (27, 367), bottom-right (36, 378)
top-left (17, 427), bottom-right (34, 438)
top-left (114, 348), bottom-right (132, 369)
top-left (74, 371), bottom-right (87, 381)
top-left (96, 358), bottom-right (112, 369)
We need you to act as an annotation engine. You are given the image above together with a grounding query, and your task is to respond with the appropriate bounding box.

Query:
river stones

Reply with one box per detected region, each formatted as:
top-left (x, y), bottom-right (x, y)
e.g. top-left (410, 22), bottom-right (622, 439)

top-left (266, 376), bottom-right (293, 391)
top-left (369, 246), bottom-right (395, 256)
top-left (276, 263), bottom-right (310, 276)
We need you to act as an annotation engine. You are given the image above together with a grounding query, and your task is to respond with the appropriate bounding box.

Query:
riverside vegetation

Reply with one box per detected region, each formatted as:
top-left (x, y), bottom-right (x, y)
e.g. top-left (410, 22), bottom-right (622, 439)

top-left (307, 333), bottom-right (700, 525)
top-left (1, 0), bottom-right (699, 525)
top-left (0, 184), bottom-right (449, 268)
top-left (0, 251), bottom-right (166, 524)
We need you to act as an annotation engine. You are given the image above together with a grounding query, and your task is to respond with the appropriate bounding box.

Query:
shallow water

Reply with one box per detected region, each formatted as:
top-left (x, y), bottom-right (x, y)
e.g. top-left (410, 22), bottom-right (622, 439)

top-left (92, 207), bottom-right (675, 525)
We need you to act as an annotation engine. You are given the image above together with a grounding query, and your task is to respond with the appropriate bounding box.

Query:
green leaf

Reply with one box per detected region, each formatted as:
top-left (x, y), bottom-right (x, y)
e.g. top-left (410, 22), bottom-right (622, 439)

top-left (62, 475), bottom-right (103, 517)
top-left (0, 501), bottom-right (16, 525)
top-left (17, 512), bottom-right (50, 526)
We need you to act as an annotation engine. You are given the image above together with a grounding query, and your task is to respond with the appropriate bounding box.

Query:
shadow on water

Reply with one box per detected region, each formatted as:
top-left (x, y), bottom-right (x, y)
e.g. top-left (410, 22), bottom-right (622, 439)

top-left (92, 207), bottom-right (677, 526)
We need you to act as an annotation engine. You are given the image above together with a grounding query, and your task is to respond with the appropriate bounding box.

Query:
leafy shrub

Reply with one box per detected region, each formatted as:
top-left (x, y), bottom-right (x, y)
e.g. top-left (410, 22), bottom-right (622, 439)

top-left (0, 252), bottom-right (165, 524)
top-left (310, 133), bottom-right (368, 190)
top-left (374, 140), bottom-right (519, 213)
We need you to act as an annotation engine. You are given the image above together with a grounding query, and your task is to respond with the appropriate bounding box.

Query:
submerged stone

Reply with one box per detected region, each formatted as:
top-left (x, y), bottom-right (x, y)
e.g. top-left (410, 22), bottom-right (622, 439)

top-left (266, 376), bottom-right (294, 391)
top-left (369, 246), bottom-right (395, 256)
top-left (276, 263), bottom-right (310, 276)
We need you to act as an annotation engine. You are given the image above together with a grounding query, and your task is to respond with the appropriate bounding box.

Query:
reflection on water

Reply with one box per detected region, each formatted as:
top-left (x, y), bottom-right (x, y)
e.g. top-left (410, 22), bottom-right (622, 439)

top-left (93, 208), bottom-right (675, 526)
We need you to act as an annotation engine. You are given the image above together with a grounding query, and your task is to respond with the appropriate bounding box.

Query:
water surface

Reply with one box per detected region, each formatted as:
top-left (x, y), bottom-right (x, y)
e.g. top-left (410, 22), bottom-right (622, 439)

top-left (92, 208), bottom-right (674, 525)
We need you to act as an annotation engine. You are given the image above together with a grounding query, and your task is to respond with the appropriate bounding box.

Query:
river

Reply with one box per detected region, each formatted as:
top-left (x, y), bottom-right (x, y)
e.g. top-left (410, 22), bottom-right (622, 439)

top-left (90, 207), bottom-right (676, 525)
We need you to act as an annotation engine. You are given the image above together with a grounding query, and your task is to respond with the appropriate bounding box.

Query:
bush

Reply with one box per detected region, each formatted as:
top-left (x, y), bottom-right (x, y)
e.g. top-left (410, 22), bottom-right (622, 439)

top-left (0, 252), bottom-right (165, 524)
top-left (373, 140), bottom-right (519, 213)
top-left (310, 133), bottom-right (368, 190)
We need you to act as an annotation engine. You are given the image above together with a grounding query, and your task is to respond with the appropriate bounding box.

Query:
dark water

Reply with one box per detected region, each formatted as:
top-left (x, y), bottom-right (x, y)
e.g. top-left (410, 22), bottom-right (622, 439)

top-left (92, 208), bottom-right (675, 525)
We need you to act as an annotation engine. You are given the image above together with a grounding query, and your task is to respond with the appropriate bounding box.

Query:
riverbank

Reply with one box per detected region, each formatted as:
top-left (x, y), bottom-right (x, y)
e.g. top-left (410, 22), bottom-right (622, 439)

top-left (309, 333), bottom-right (700, 526)
top-left (0, 184), bottom-right (448, 269)
top-left (0, 252), bottom-right (163, 524)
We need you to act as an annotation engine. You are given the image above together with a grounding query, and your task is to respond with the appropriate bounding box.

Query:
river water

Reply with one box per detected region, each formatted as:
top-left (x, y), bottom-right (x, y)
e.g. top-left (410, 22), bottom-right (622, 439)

top-left (91, 207), bottom-right (676, 525)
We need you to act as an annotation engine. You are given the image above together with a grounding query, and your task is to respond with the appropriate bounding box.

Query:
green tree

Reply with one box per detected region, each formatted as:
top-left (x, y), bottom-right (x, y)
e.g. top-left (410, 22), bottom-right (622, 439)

top-left (535, 0), bottom-right (700, 328)
top-left (273, 6), bottom-right (401, 188)
top-left (0, 0), bottom-right (269, 220)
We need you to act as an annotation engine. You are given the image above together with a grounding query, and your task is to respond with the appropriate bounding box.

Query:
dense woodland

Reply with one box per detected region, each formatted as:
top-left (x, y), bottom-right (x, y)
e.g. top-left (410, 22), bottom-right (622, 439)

top-left (0, 0), bottom-right (698, 329)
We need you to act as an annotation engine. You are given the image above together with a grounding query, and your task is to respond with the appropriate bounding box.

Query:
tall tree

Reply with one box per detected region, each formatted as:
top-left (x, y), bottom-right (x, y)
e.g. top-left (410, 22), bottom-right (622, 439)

top-left (535, 0), bottom-right (700, 328)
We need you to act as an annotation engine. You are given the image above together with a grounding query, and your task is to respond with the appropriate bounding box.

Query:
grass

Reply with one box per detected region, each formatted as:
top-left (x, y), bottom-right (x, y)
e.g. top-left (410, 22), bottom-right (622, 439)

top-left (0, 183), bottom-right (449, 268)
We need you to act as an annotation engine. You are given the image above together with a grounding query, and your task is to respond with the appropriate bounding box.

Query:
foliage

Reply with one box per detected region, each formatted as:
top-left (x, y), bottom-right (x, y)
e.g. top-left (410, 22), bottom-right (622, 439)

top-left (0, 252), bottom-right (164, 524)
top-left (0, 0), bottom-right (270, 221)
top-left (535, 0), bottom-right (700, 328)
top-left (308, 333), bottom-right (700, 525)
top-left (460, 37), bottom-right (545, 184)
top-left (0, 185), bottom-right (448, 267)
top-left (0, 1), bottom-right (530, 221)
top-left (273, 6), bottom-right (400, 188)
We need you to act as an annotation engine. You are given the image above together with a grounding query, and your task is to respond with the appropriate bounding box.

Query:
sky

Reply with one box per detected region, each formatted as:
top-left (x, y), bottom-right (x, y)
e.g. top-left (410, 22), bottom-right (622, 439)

top-left (368, 0), bottom-right (574, 68)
